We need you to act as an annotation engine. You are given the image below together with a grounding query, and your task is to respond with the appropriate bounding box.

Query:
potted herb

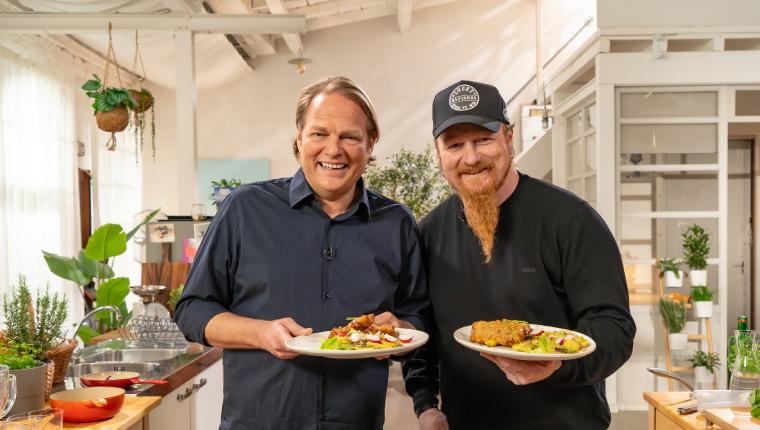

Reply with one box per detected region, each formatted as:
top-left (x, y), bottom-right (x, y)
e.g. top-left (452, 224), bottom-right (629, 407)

top-left (691, 286), bottom-right (714, 319)
top-left (657, 258), bottom-right (685, 288)
top-left (364, 145), bottom-right (451, 220)
top-left (0, 342), bottom-right (45, 416)
top-left (682, 224), bottom-right (710, 286)
top-left (167, 284), bottom-right (184, 317)
top-left (688, 350), bottom-right (720, 384)
top-left (659, 298), bottom-right (688, 350)
top-left (130, 87), bottom-right (156, 162)
top-left (42, 209), bottom-right (159, 344)
top-left (81, 74), bottom-right (138, 151)
top-left (210, 179), bottom-right (242, 208)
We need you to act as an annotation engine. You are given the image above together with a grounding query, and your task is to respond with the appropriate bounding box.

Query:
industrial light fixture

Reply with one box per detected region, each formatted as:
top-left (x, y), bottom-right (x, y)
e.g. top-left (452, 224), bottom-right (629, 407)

top-left (288, 57), bottom-right (312, 74)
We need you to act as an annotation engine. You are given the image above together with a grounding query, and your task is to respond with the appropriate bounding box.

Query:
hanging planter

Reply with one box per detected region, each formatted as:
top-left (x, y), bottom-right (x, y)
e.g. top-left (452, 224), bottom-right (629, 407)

top-left (95, 106), bottom-right (129, 133)
top-left (128, 32), bottom-right (157, 162)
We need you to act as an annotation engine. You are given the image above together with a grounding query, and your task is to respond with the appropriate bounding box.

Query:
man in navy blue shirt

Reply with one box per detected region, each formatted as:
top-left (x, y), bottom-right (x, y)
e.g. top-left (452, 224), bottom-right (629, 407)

top-left (175, 76), bottom-right (430, 429)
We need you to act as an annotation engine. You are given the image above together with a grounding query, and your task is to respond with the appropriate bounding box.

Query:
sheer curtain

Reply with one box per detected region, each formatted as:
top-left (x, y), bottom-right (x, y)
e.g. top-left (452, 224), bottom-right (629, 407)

top-left (0, 47), bottom-right (82, 330)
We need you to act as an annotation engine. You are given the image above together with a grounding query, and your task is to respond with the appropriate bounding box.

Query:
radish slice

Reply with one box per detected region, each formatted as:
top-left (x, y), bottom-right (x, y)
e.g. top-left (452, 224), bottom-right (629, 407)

top-left (384, 334), bottom-right (398, 343)
top-left (398, 335), bottom-right (412, 343)
top-left (530, 329), bottom-right (544, 336)
top-left (367, 334), bottom-right (381, 343)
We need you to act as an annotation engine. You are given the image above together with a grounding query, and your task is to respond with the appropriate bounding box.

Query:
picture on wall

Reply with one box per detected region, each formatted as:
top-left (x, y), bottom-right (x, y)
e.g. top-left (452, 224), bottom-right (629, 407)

top-left (149, 223), bottom-right (176, 243)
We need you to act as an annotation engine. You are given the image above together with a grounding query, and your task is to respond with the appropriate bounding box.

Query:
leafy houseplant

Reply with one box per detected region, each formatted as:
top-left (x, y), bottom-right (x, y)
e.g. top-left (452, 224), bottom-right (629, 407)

top-left (42, 209), bottom-right (159, 343)
top-left (210, 179), bottom-right (243, 208)
top-left (682, 224), bottom-right (710, 286)
top-left (81, 74), bottom-right (138, 150)
top-left (130, 87), bottom-right (156, 162)
top-left (659, 299), bottom-right (687, 350)
top-left (689, 350), bottom-right (720, 385)
top-left (364, 146), bottom-right (451, 220)
top-left (657, 258), bottom-right (685, 288)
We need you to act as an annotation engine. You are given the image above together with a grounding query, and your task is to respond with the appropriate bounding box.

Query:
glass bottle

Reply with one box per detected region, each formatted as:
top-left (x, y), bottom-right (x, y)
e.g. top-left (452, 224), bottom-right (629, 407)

top-left (727, 315), bottom-right (749, 382)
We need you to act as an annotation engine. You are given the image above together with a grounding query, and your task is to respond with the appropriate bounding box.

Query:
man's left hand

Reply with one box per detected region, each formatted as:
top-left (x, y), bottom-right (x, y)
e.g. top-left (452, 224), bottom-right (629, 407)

top-left (480, 353), bottom-right (561, 385)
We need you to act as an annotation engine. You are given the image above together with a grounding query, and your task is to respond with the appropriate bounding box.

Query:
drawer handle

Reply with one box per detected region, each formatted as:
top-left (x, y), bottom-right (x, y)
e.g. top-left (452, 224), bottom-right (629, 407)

top-left (177, 387), bottom-right (194, 401)
top-left (192, 378), bottom-right (207, 391)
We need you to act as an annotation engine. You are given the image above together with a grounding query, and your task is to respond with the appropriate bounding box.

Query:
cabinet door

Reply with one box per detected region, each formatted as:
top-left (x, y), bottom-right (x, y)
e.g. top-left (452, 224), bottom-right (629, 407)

top-left (191, 360), bottom-right (224, 430)
top-left (149, 381), bottom-right (192, 430)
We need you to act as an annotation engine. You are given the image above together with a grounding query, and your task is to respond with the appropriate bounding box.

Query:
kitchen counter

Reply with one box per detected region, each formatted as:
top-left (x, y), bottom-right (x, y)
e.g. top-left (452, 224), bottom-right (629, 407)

top-left (644, 392), bottom-right (760, 430)
top-left (44, 396), bottom-right (161, 430)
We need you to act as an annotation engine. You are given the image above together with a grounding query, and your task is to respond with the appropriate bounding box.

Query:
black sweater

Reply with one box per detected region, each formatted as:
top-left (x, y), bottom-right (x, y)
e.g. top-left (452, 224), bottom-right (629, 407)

top-left (403, 173), bottom-right (636, 430)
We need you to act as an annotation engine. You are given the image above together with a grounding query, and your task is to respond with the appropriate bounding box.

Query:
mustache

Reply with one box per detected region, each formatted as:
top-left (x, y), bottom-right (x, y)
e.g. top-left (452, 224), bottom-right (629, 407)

top-left (457, 161), bottom-right (495, 175)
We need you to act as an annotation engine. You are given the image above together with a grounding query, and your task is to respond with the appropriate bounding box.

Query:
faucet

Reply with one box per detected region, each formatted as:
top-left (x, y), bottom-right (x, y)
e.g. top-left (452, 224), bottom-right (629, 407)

top-left (71, 305), bottom-right (123, 359)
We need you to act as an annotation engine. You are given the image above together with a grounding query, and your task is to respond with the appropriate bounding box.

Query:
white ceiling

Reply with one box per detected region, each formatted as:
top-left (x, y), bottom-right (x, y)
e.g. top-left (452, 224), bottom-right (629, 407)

top-left (1, 0), bottom-right (464, 89)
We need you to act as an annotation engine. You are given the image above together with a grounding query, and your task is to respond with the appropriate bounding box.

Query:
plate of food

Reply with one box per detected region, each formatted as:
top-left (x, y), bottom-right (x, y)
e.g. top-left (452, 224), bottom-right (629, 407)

top-left (286, 314), bottom-right (429, 359)
top-left (453, 319), bottom-right (596, 361)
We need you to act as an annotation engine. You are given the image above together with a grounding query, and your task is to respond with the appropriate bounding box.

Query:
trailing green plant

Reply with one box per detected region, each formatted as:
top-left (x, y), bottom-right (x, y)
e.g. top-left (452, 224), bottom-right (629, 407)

top-left (682, 224), bottom-right (710, 270)
top-left (0, 342), bottom-right (43, 370)
top-left (42, 208), bottom-right (160, 343)
top-left (690, 286), bottom-right (714, 302)
top-left (131, 88), bottom-right (156, 163)
top-left (688, 350), bottom-right (720, 374)
top-left (659, 299), bottom-right (687, 333)
top-left (364, 146), bottom-right (452, 220)
top-left (81, 74), bottom-right (137, 114)
top-left (656, 258), bottom-right (683, 278)
top-left (2, 274), bottom-right (68, 357)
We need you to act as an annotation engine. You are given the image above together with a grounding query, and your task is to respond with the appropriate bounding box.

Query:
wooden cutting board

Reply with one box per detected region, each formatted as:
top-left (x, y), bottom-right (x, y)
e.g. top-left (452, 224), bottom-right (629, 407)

top-left (702, 407), bottom-right (760, 430)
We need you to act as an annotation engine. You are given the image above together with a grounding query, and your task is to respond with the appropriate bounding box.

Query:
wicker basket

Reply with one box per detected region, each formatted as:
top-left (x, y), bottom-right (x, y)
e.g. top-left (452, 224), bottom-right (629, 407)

top-left (44, 361), bottom-right (55, 400)
top-left (45, 339), bottom-right (77, 385)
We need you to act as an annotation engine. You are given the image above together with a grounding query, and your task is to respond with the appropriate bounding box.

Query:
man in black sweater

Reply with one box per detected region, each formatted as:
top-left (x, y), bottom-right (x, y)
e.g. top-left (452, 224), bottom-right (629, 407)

top-left (403, 80), bottom-right (636, 429)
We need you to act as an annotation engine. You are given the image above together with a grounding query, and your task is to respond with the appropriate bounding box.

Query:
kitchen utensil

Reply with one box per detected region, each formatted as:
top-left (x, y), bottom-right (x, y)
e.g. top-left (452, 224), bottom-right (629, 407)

top-left (80, 371), bottom-right (167, 389)
top-left (647, 367), bottom-right (694, 392)
top-left (48, 387), bottom-right (124, 423)
top-left (2, 407), bottom-right (62, 429)
top-left (729, 329), bottom-right (760, 390)
top-left (0, 364), bottom-right (17, 418)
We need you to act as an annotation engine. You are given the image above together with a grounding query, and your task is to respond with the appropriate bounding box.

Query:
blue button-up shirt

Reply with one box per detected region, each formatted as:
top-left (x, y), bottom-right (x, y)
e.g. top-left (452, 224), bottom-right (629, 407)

top-left (175, 169), bottom-right (429, 430)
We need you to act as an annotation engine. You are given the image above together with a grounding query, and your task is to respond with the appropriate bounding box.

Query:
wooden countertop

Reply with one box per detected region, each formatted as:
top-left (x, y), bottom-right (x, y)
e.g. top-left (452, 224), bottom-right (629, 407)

top-left (644, 391), bottom-right (711, 429)
top-left (46, 396), bottom-right (161, 430)
top-left (702, 407), bottom-right (760, 430)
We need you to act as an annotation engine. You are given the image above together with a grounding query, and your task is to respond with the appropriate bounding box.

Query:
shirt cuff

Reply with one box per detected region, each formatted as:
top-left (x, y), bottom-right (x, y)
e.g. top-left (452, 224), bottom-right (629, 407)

top-left (174, 298), bottom-right (228, 347)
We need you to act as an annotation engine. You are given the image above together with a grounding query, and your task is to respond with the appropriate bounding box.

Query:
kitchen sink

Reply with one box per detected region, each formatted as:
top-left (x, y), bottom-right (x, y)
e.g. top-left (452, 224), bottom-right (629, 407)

top-left (70, 361), bottom-right (159, 375)
top-left (80, 348), bottom-right (186, 363)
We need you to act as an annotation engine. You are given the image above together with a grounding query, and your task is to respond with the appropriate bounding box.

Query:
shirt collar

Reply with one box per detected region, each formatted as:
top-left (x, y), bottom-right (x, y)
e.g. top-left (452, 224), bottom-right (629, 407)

top-left (289, 168), bottom-right (372, 220)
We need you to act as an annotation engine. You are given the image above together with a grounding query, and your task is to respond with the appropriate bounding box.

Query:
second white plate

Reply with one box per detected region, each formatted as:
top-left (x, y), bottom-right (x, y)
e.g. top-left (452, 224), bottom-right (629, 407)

top-left (453, 324), bottom-right (596, 361)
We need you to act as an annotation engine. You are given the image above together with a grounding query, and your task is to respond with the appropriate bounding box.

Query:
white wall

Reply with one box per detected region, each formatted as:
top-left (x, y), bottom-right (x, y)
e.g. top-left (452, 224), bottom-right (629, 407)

top-left (142, 0), bottom-right (595, 212)
top-left (598, 0), bottom-right (760, 29)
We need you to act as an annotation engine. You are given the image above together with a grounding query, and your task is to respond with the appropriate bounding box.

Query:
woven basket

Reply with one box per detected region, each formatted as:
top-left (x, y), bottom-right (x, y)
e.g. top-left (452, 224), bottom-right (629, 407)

top-left (44, 361), bottom-right (54, 400)
top-left (45, 339), bottom-right (77, 385)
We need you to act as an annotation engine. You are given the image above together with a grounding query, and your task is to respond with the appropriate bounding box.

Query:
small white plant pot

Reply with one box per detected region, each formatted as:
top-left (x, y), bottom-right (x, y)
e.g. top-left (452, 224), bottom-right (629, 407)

top-left (690, 270), bottom-right (708, 286)
top-left (694, 301), bottom-right (713, 319)
top-left (669, 332), bottom-right (688, 350)
top-left (695, 366), bottom-right (713, 384)
top-left (664, 271), bottom-right (684, 288)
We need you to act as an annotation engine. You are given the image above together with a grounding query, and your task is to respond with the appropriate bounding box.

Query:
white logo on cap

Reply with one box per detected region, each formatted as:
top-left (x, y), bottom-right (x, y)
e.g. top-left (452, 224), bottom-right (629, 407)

top-left (503, 108), bottom-right (509, 121)
top-left (449, 85), bottom-right (479, 111)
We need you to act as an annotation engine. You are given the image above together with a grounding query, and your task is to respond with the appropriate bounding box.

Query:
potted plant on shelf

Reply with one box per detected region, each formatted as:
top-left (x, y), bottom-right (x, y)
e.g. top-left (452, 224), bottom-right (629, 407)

top-left (691, 286), bottom-right (714, 319)
top-left (688, 350), bottom-right (720, 384)
top-left (657, 258), bottom-right (685, 288)
top-left (682, 224), bottom-right (710, 286)
top-left (210, 179), bottom-right (242, 208)
top-left (81, 74), bottom-right (138, 151)
top-left (42, 209), bottom-right (159, 344)
top-left (659, 298), bottom-right (688, 350)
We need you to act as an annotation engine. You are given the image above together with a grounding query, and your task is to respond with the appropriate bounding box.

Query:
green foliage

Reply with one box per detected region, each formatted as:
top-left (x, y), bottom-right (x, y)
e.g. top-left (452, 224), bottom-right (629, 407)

top-left (688, 350), bottom-right (720, 374)
top-left (2, 275), bottom-right (68, 358)
top-left (211, 179), bottom-right (242, 188)
top-left (690, 286), bottom-right (714, 302)
top-left (364, 146), bottom-right (451, 220)
top-left (659, 299), bottom-right (687, 333)
top-left (751, 389), bottom-right (760, 419)
top-left (81, 74), bottom-right (138, 114)
top-left (656, 258), bottom-right (683, 278)
top-left (682, 224), bottom-right (710, 270)
top-left (84, 224), bottom-right (127, 261)
top-left (167, 284), bottom-right (184, 312)
top-left (0, 342), bottom-right (42, 370)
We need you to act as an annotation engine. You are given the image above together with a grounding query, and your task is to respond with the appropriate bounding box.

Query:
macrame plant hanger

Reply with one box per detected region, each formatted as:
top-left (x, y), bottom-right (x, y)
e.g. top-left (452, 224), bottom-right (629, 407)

top-left (131, 30), bottom-right (156, 161)
top-left (102, 22), bottom-right (125, 151)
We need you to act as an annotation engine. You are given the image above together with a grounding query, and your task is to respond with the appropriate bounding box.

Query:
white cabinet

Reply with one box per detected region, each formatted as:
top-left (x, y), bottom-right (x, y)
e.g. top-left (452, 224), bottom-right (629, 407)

top-left (149, 359), bottom-right (223, 430)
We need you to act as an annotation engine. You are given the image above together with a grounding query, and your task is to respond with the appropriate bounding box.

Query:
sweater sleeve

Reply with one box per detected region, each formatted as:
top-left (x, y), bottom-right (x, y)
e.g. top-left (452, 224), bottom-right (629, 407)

top-left (174, 195), bottom-right (240, 346)
top-left (545, 202), bottom-right (636, 388)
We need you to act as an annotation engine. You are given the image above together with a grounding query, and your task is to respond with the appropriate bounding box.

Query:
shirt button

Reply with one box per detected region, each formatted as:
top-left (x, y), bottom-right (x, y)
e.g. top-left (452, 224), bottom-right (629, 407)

top-left (324, 293), bottom-right (332, 300)
top-left (319, 414), bottom-right (326, 421)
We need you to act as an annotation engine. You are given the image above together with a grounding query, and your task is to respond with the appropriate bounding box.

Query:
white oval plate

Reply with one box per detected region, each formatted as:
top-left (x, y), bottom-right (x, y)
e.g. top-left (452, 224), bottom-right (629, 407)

top-left (286, 328), bottom-right (429, 359)
top-left (453, 324), bottom-right (596, 361)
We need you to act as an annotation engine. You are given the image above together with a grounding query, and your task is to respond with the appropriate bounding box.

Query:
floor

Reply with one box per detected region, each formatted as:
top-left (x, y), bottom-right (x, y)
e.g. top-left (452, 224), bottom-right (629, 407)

top-left (384, 363), bottom-right (649, 429)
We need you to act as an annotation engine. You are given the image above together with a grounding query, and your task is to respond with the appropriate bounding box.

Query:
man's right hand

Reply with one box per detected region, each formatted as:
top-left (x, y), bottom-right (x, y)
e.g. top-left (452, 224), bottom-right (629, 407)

top-left (418, 408), bottom-right (449, 430)
top-left (254, 317), bottom-right (312, 359)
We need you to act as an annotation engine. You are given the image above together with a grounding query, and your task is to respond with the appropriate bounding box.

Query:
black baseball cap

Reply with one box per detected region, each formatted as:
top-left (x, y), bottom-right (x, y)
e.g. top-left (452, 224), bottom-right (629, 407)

top-left (432, 80), bottom-right (511, 138)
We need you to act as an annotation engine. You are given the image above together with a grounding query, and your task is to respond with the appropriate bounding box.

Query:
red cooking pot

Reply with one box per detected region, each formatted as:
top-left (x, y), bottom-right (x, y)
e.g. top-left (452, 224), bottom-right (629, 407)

top-left (49, 387), bottom-right (125, 423)
top-left (80, 371), bottom-right (167, 389)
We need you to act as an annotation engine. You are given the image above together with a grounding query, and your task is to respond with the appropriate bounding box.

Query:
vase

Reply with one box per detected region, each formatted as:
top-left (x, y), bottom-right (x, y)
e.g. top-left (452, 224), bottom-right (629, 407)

top-left (664, 271), bottom-right (684, 288)
top-left (669, 332), bottom-right (688, 350)
top-left (694, 301), bottom-right (713, 318)
top-left (690, 270), bottom-right (708, 287)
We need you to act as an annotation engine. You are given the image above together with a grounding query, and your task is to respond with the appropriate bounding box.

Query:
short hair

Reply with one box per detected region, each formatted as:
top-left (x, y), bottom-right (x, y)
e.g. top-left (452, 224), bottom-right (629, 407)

top-left (292, 76), bottom-right (379, 161)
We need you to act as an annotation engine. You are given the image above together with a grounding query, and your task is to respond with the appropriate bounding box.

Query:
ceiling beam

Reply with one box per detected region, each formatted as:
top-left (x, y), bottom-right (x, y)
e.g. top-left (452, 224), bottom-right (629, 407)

top-left (304, 0), bottom-right (461, 32)
top-left (264, 0), bottom-right (303, 56)
top-left (0, 13), bottom-right (306, 34)
top-left (162, 0), bottom-right (203, 13)
top-left (206, 0), bottom-right (275, 54)
top-left (397, 0), bottom-right (413, 33)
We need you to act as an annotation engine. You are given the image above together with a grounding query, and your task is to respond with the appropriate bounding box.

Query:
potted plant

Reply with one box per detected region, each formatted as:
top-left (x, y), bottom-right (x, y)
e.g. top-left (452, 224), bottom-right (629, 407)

top-left (42, 209), bottom-right (159, 344)
top-left (0, 342), bottom-right (46, 416)
top-left (210, 179), bottom-right (242, 208)
top-left (682, 224), bottom-right (710, 286)
top-left (688, 350), bottom-right (720, 384)
top-left (130, 87), bottom-right (156, 162)
top-left (657, 258), bottom-right (685, 288)
top-left (81, 74), bottom-right (138, 151)
top-left (691, 286), bottom-right (714, 318)
top-left (659, 298), bottom-right (688, 350)
top-left (364, 145), bottom-right (451, 220)
top-left (166, 284), bottom-right (184, 318)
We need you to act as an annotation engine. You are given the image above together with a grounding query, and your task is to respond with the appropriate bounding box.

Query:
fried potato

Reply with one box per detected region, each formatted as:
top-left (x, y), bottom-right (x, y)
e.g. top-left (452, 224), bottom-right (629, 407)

top-left (470, 319), bottom-right (531, 347)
